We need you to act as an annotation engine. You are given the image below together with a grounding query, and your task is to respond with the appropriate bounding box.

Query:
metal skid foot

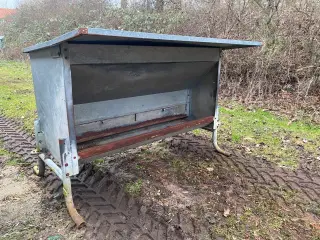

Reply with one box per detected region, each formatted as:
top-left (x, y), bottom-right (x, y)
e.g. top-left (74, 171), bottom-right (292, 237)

top-left (63, 177), bottom-right (85, 228)
top-left (58, 139), bottom-right (85, 228)
top-left (36, 140), bottom-right (85, 228)
top-left (213, 106), bottom-right (231, 156)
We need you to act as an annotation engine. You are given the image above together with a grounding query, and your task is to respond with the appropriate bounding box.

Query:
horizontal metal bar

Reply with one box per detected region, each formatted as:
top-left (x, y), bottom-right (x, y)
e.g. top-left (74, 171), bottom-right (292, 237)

top-left (39, 153), bottom-right (63, 180)
top-left (78, 116), bottom-right (213, 159)
top-left (75, 104), bottom-right (187, 137)
top-left (74, 90), bottom-right (189, 125)
top-left (77, 114), bottom-right (187, 143)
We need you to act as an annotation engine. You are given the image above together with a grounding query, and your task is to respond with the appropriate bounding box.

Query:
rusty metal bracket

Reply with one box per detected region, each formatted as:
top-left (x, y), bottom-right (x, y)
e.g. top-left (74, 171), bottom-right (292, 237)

top-left (59, 139), bottom-right (85, 228)
top-left (50, 45), bottom-right (61, 58)
top-left (34, 119), bottom-right (46, 151)
top-left (213, 106), bottom-right (231, 156)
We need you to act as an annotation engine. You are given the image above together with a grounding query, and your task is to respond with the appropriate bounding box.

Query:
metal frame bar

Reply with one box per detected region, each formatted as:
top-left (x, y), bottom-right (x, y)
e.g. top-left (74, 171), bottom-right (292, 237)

top-left (35, 43), bottom-right (85, 227)
top-left (212, 50), bottom-right (231, 156)
top-left (37, 139), bottom-right (85, 228)
top-left (77, 114), bottom-right (187, 143)
top-left (39, 153), bottom-right (62, 179)
top-left (78, 116), bottom-right (213, 159)
top-left (34, 119), bottom-right (46, 151)
top-left (58, 139), bottom-right (85, 228)
top-left (62, 43), bottom-right (80, 176)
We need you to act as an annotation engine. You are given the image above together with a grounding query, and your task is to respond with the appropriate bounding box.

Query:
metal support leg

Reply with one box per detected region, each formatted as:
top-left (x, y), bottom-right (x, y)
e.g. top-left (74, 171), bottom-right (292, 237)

top-left (59, 139), bottom-right (85, 228)
top-left (63, 177), bottom-right (85, 228)
top-left (213, 106), bottom-right (231, 156)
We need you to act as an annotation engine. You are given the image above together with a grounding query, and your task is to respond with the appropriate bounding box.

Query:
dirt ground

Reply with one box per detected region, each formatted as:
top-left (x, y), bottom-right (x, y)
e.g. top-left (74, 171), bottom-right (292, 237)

top-left (93, 135), bottom-right (320, 239)
top-left (0, 157), bottom-right (84, 240)
top-left (1, 122), bottom-right (320, 239)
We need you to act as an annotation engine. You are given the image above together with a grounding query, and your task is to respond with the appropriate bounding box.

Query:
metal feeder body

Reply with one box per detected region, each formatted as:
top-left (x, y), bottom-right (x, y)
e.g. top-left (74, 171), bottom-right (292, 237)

top-left (24, 28), bottom-right (261, 226)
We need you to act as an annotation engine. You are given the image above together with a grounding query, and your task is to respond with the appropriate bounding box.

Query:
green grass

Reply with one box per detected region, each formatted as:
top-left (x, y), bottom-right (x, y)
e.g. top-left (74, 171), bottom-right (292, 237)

top-left (0, 144), bottom-right (10, 156)
top-left (219, 103), bottom-right (320, 168)
top-left (0, 141), bottom-right (25, 166)
top-left (0, 218), bottom-right (39, 240)
top-left (125, 179), bottom-right (143, 197)
top-left (211, 196), bottom-right (319, 239)
top-left (0, 61), bottom-right (36, 133)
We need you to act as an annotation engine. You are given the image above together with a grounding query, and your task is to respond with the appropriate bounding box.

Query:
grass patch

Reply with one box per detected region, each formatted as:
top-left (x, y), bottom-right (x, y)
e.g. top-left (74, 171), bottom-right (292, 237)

top-left (5, 158), bottom-right (23, 166)
top-left (0, 145), bottom-right (10, 156)
top-left (0, 141), bottom-right (26, 166)
top-left (218, 102), bottom-right (320, 168)
top-left (211, 197), bottom-right (319, 239)
top-left (1, 148), bottom-right (26, 167)
top-left (125, 179), bottom-right (143, 197)
top-left (0, 61), bottom-right (35, 133)
top-left (0, 218), bottom-right (39, 240)
top-left (171, 158), bottom-right (188, 176)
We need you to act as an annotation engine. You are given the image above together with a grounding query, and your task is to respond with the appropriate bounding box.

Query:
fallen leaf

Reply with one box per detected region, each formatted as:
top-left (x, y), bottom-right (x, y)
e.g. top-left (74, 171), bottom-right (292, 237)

top-left (244, 147), bottom-right (252, 153)
top-left (287, 118), bottom-right (297, 125)
top-left (223, 208), bottom-right (230, 217)
top-left (244, 137), bottom-right (255, 142)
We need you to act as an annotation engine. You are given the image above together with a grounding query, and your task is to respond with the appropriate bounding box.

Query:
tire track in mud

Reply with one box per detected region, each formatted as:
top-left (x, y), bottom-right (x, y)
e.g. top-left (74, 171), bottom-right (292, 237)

top-left (0, 116), bottom-right (185, 240)
top-left (2, 115), bottom-right (320, 239)
top-left (169, 134), bottom-right (320, 208)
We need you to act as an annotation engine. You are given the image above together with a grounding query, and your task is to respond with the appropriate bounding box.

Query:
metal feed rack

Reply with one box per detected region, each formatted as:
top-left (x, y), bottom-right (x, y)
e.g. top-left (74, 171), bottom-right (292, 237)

top-left (24, 28), bottom-right (261, 227)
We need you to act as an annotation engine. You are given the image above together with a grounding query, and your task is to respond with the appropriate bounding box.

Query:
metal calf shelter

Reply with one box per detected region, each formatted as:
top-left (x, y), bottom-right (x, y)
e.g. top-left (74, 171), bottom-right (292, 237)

top-left (24, 28), bottom-right (261, 227)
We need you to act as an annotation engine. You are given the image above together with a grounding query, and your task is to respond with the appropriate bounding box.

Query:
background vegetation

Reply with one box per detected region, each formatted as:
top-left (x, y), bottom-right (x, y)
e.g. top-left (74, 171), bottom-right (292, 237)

top-left (0, 0), bottom-right (319, 166)
top-left (0, 0), bottom-right (319, 108)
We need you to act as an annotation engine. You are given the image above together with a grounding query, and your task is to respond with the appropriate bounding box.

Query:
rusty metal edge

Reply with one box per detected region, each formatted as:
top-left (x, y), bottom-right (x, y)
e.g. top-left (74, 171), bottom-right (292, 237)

top-left (77, 114), bottom-right (188, 144)
top-left (78, 116), bottom-right (213, 159)
top-left (23, 28), bottom-right (89, 53)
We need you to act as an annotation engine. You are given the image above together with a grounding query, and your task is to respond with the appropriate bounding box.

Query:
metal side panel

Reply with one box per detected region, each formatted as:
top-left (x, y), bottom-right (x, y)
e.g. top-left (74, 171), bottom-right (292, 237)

top-left (190, 62), bottom-right (219, 120)
top-left (29, 47), bottom-right (70, 163)
top-left (71, 62), bottom-right (214, 104)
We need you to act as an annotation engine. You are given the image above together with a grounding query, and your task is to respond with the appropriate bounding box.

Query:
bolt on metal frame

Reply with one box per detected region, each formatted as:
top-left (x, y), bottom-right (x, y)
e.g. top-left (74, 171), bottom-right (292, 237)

top-left (24, 28), bottom-right (261, 226)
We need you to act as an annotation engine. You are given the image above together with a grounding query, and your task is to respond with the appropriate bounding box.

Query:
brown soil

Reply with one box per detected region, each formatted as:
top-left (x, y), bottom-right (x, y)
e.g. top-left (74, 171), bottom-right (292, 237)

top-left (93, 135), bottom-right (320, 239)
top-left (1, 116), bottom-right (320, 239)
top-left (0, 160), bottom-right (85, 240)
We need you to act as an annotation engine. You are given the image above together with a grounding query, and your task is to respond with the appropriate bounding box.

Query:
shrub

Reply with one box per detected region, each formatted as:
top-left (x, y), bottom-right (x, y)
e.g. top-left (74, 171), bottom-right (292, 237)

top-left (0, 0), bottom-right (319, 101)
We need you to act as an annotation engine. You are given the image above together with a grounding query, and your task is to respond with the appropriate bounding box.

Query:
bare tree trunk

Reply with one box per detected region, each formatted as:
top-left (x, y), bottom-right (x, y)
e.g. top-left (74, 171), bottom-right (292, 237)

top-left (144, 0), bottom-right (152, 10)
top-left (155, 0), bottom-right (164, 12)
top-left (174, 0), bottom-right (182, 10)
top-left (121, 0), bottom-right (128, 9)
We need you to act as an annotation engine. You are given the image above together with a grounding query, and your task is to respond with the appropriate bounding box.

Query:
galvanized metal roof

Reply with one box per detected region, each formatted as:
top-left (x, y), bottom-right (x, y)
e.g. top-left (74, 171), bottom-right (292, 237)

top-left (23, 28), bottom-right (262, 53)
